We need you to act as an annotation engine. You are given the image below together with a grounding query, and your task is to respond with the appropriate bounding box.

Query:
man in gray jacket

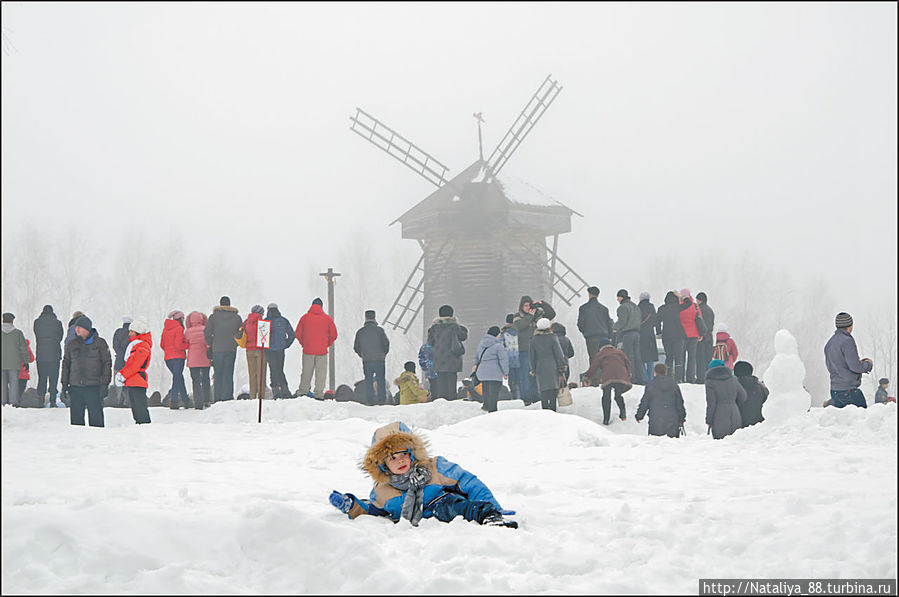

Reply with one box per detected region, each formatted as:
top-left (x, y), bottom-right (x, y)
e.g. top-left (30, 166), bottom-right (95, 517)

top-left (612, 289), bottom-right (642, 385)
top-left (205, 296), bottom-right (242, 402)
top-left (1, 313), bottom-right (30, 407)
top-left (823, 312), bottom-right (873, 408)
top-left (353, 310), bottom-right (390, 405)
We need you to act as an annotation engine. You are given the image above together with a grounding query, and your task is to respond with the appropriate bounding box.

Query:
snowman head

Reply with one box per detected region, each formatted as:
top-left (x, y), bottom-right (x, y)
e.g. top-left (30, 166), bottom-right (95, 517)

top-left (774, 329), bottom-right (799, 356)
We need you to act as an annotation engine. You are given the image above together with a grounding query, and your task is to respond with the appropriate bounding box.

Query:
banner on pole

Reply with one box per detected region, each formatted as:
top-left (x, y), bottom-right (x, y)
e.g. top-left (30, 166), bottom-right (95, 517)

top-left (257, 320), bottom-right (271, 349)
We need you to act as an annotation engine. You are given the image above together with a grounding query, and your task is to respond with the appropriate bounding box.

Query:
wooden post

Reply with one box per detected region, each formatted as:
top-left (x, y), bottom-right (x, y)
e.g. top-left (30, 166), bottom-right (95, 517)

top-left (256, 319), bottom-right (271, 423)
top-left (320, 267), bottom-right (341, 392)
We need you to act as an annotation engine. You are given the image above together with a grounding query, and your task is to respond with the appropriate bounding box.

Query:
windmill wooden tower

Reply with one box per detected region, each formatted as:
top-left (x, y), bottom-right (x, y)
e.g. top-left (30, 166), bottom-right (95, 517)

top-left (350, 75), bottom-right (588, 370)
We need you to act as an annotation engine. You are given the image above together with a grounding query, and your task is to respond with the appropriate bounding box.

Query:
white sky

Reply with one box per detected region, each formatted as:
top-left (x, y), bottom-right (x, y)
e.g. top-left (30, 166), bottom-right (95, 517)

top-left (2, 2), bottom-right (896, 312)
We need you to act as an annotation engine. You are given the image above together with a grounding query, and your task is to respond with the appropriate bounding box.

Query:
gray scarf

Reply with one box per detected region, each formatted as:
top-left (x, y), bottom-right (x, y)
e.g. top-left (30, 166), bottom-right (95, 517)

top-left (389, 463), bottom-right (432, 526)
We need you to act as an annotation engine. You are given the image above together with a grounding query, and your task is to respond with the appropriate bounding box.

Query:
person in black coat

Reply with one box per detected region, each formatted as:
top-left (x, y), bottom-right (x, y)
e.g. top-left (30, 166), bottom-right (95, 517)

top-left (550, 322), bottom-right (575, 384)
top-left (33, 305), bottom-right (64, 406)
top-left (695, 292), bottom-right (715, 383)
top-left (61, 316), bottom-right (112, 427)
top-left (576, 286), bottom-right (613, 383)
top-left (426, 305), bottom-right (468, 400)
top-left (112, 316), bottom-right (133, 373)
top-left (705, 359), bottom-right (746, 439)
top-left (656, 291), bottom-right (686, 382)
top-left (734, 360), bottom-right (768, 428)
top-left (353, 310), bottom-right (390, 405)
top-left (637, 292), bottom-right (661, 384)
top-left (635, 363), bottom-right (686, 437)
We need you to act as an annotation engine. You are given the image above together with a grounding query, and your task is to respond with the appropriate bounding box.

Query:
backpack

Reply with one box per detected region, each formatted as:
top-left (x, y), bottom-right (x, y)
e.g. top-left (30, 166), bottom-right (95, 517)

top-left (713, 341), bottom-right (729, 362)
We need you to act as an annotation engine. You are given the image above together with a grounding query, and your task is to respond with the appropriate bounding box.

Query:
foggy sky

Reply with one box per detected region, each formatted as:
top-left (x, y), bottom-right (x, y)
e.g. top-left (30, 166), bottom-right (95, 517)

top-left (2, 2), bottom-right (897, 315)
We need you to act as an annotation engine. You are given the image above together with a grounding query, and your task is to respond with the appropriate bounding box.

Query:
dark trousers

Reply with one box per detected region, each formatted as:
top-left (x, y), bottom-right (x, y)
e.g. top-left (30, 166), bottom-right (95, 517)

top-left (601, 382), bottom-right (628, 424)
top-left (508, 367), bottom-right (520, 399)
top-left (166, 358), bottom-right (188, 407)
top-left (69, 385), bottom-right (104, 427)
top-left (518, 351), bottom-right (537, 402)
top-left (189, 366), bottom-right (211, 409)
top-left (482, 380), bottom-right (501, 412)
top-left (584, 336), bottom-right (608, 387)
top-left (683, 337), bottom-right (699, 383)
top-left (540, 388), bottom-right (558, 412)
top-left (662, 336), bottom-right (684, 382)
top-left (363, 360), bottom-right (386, 405)
top-left (212, 351), bottom-right (236, 402)
top-left (620, 330), bottom-right (642, 384)
top-left (37, 360), bottom-right (60, 399)
top-left (696, 337), bottom-right (713, 383)
top-left (433, 372), bottom-right (458, 400)
top-left (126, 386), bottom-right (151, 424)
top-left (829, 388), bottom-right (867, 408)
top-left (266, 350), bottom-right (291, 398)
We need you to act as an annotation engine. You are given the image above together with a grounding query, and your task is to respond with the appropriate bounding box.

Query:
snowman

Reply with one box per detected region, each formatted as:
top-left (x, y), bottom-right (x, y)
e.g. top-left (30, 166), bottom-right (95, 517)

top-left (762, 329), bottom-right (811, 423)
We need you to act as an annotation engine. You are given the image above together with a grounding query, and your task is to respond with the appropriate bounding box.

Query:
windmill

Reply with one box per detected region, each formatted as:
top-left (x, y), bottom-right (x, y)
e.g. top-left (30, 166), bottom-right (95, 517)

top-left (350, 74), bottom-right (588, 368)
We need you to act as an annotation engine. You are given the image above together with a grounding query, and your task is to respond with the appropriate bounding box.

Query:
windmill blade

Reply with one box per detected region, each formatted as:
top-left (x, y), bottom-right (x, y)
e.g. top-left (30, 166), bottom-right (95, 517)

top-left (382, 238), bottom-right (456, 333)
top-left (350, 108), bottom-right (450, 187)
top-left (485, 75), bottom-right (562, 180)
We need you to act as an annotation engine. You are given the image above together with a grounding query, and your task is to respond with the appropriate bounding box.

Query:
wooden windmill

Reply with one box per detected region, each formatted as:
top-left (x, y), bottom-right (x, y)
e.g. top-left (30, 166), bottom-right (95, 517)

top-left (350, 74), bottom-right (588, 368)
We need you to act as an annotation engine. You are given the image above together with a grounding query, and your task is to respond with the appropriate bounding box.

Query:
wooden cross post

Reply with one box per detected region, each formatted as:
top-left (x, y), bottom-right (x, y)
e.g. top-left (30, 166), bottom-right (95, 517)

top-left (320, 267), bottom-right (341, 392)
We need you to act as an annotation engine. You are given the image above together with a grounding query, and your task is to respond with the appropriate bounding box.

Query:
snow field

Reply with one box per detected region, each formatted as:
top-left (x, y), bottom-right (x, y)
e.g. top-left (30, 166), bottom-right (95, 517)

top-left (2, 385), bottom-right (896, 594)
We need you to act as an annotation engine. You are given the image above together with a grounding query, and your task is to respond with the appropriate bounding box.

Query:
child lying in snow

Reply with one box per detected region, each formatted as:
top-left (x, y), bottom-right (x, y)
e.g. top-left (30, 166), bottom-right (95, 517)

top-left (329, 421), bottom-right (517, 528)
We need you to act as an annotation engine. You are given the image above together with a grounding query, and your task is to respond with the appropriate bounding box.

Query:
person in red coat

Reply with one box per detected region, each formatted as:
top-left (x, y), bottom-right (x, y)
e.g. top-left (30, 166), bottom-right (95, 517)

top-left (295, 298), bottom-right (338, 399)
top-left (713, 324), bottom-right (739, 370)
top-left (184, 311), bottom-right (212, 409)
top-left (678, 289), bottom-right (703, 384)
top-left (115, 316), bottom-right (152, 424)
top-left (18, 339), bottom-right (35, 398)
top-left (160, 310), bottom-right (190, 409)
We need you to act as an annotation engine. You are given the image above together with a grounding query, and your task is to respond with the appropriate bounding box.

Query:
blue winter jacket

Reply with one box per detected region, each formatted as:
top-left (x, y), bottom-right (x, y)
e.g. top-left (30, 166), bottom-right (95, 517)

top-left (345, 421), bottom-right (502, 522)
top-left (265, 308), bottom-right (295, 351)
top-left (474, 334), bottom-right (510, 382)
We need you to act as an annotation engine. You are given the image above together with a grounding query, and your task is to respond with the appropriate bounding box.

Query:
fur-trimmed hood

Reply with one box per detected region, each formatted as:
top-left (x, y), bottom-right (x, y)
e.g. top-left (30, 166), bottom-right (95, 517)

top-left (361, 421), bottom-right (430, 484)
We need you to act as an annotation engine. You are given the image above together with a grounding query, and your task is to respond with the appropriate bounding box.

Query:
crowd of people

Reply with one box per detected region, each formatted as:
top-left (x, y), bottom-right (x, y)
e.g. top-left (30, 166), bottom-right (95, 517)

top-left (0, 285), bottom-right (890, 438)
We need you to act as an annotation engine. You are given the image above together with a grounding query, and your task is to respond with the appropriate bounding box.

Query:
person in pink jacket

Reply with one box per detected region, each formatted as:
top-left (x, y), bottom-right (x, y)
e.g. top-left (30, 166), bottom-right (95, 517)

top-left (712, 324), bottom-right (739, 370)
top-left (184, 311), bottom-right (212, 409)
top-left (160, 310), bottom-right (190, 409)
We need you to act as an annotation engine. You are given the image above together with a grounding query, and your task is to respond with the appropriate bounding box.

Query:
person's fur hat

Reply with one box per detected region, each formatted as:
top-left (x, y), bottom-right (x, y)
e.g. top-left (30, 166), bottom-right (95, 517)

top-left (361, 422), bottom-right (430, 484)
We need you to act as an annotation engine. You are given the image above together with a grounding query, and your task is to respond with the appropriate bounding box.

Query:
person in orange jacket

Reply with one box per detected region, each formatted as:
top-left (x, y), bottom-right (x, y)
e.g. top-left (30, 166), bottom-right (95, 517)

top-left (116, 316), bottom-right (153, 424)
top-left (295, 298), bottom-right (337, 399)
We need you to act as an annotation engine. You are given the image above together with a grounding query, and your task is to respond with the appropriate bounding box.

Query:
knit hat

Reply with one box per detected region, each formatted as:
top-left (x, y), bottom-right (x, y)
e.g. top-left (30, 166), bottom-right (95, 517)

top-left (696, 292), bottom-right (707, 303)
top-left (312, 297), bottom-right (323, 307)
top-left (505, 313), bottom-right (515, 324)
top-left (616, 289), bottom-right (629, 299)
top-left (638, 291), bottom-right (650, 301)
top-left (438, 304), bottom-right (453, 317)
top-left (267, 303), bottom-right (278, 310)
top-left (717, 323), bottom-right (728, 334)
top-left (42, 305), bottom-right (53, 314)
top-left (220, 296), bottom-right (231, 306)
top-left (365, 310), bottom-right (376, 320)
top-left (404, 361), bottom-right (416, 372)
top-left (879, 378), bottom-right (889, 385)
top-left (587, 286), bottom-right (600, 296)
top-left (168, 310), bottom-right (185, 320)
top-left (74, 315), bottom-right (93, 331)
top-left (2, 312), bottom-right (14, 323)
top-left (251, 305), bottom-right (265, 315)
top-left (487, 326), bottom-right (501, 337)
top-left (536, 318), bottom-right (551, 330)
top-left (123, 315), bottom-right (134, 324)
top-left (835, 312), bottom-right (853, 329)
top-left (130, 317), bottom-right (150, 335)
top-left (680, 288), bottom-right (691, 298)
top-left (733, 361), bottom-right (753, 377)
top-left (708, 359), bottom-right (725, 369)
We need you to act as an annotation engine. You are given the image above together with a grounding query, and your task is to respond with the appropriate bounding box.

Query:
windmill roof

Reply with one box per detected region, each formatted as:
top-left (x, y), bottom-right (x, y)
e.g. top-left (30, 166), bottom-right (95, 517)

top-left (390, 160), bottom-right (580, 225)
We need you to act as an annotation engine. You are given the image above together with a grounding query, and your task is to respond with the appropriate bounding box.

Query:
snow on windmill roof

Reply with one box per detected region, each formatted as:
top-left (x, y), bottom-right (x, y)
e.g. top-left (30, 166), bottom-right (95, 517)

top-left (496, 174), bottom-right (582, 215)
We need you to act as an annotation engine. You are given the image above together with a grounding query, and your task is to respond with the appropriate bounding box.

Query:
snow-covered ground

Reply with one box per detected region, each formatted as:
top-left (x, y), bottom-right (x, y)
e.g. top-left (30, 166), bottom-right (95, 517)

top-left (2, 385), bottom-right (896, 594)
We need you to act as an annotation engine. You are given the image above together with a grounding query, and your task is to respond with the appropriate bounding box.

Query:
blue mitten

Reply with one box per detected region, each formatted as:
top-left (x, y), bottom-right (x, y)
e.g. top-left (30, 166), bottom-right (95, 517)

top-left (329, 491), bottom-right (354, 514)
